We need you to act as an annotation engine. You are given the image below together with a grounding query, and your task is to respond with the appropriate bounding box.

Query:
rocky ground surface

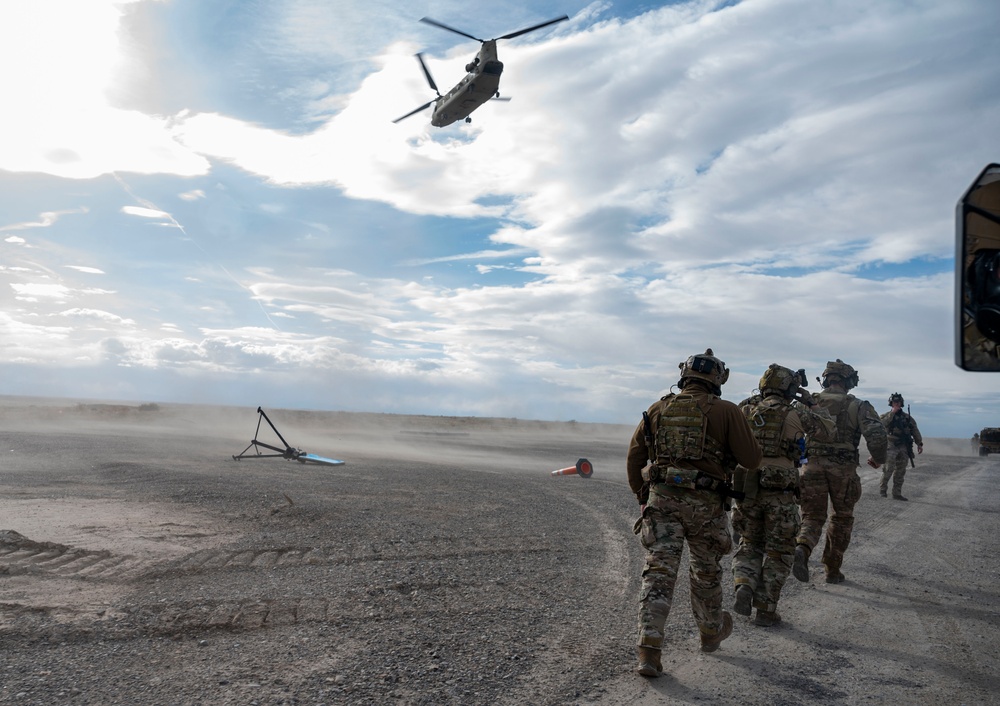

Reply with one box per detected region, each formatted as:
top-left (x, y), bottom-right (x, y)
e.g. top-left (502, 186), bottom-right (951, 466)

top-left (1, 399), bottom-right (997, 705)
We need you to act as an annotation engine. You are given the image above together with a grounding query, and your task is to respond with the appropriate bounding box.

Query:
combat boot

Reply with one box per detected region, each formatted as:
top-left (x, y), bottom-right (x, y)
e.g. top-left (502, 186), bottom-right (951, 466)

top-left (892, 492), bottom-right (908, 501)
top-left (792, 544), bottom-right (810, 582)
top-left (700, 611), bottom-right (733, 653)
top-left (733, 584), bottom-right (752, 616)
top-left (879, 487), bottom-right (887, 497)
top-left (636, 647), bottom-right (662, 678)
top-left (754, 609), bottom-right (781, 627)
top-left (825, 569), bottom-right (845, 584)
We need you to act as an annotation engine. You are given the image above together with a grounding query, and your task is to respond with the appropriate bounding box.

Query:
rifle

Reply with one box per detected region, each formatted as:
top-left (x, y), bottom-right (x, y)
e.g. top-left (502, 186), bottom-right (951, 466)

top-left (638, 411), bottom-right (656, 503)
top-left (906, 404), bottom-right (915, 467)
top-left (643, 411), bottom-right (656, 463)
top-left (889, 408), bottom-right (915, 468)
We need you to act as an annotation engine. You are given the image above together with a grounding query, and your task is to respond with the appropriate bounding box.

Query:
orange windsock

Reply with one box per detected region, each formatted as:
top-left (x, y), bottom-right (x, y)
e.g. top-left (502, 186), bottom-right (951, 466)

top-left (551, 458), bottom-right (594, 478)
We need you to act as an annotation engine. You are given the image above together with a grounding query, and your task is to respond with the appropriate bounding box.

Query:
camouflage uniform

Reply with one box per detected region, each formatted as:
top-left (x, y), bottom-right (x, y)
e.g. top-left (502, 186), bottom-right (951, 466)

top-left (731, 366), bottom-right (836, 623)
top-left (879, 401), bottom-right (923, 498)
top-left (627, 351), bottom-right (761, 663)
top-left (794, 360), bottom-right (887, 582)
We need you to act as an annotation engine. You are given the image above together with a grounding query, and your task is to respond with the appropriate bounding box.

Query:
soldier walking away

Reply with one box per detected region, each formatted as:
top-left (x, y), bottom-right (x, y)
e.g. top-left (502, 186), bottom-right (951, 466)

top-left (627, 349), bottom-right (762, 678)
top-left (731, 365), bottom-right (836, 628)
top-left (879, 393), bottom-right (923, 500)
top-left (791, 359), bottom-right (887, 585)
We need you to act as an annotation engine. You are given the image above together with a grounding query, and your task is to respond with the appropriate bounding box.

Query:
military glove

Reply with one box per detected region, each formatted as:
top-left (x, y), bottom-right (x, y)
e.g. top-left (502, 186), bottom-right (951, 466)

top-left (793, 388), bottom-right (815, 406)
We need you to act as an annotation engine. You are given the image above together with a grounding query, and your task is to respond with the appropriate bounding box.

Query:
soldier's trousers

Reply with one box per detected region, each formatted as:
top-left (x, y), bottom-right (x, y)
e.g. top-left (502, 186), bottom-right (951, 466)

top-left (636, 486), bottom-right (732, 649)
top-left (731, 490), bottom-right (800, 612)
top-left (796, 458), bottom-right (862, 574)
top-left (880, 444), bottom-right (909, 494)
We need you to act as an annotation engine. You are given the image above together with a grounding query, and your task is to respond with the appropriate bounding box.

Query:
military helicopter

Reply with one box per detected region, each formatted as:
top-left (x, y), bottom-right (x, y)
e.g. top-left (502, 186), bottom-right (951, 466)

top-left (393, 15), bottom-right (569, 128)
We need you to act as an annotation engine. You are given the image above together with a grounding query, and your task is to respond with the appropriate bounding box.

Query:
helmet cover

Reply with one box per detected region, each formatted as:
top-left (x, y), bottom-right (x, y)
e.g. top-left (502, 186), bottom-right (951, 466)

top-left (888, 392), bottom-right (904, 406)
top-left (678, 348), bottom-right (730, 391)
top-left (759, 363), bottom-right (802, 398)
top-left (821, 359), bottom-right (859, 389)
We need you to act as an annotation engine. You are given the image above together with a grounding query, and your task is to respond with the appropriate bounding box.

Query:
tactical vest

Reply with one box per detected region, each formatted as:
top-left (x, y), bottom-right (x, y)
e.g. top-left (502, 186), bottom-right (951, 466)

top-left (808, 391), bottom-right (861, 461)
top-left (654, 393), bottom-right (726, 467)
top-left (883, 411), bottom-right (913, 442)
top-left (744, 398), bottom-right (798, 462)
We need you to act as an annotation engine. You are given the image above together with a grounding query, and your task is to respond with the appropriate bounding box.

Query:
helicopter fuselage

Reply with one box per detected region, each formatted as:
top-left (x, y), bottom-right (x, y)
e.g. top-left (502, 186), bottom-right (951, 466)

top-left (430, 40), bottom-right (504, 127)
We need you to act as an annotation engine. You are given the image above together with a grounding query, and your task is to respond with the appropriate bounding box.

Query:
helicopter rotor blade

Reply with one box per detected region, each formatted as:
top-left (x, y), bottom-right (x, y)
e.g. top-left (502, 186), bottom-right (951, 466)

top-left (419, 17), bottom-right (483, 43)
top-left (392, 100), bottom-right (436, 124)
top-left (415, 53), bottom-right (440, 95)
top-left (497, 15), bottom-right (569, 41)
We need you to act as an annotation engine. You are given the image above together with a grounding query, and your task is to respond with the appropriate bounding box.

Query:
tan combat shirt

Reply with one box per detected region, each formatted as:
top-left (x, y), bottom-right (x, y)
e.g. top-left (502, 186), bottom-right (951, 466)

top-left (804, 388), bottom-right (888, 465)
top-left (627, 382), bottom-right (763, 503)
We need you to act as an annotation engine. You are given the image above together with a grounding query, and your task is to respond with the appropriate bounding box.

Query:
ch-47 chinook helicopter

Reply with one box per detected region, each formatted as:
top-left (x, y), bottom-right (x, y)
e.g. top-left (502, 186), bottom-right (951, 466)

top-left (393, 15), bottom-right (569, 128)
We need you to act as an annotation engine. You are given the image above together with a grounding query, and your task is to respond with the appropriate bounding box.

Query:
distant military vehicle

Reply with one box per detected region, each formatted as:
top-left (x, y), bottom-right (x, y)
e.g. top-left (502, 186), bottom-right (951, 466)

top-left (978, 427), bottom-right (1000, 456)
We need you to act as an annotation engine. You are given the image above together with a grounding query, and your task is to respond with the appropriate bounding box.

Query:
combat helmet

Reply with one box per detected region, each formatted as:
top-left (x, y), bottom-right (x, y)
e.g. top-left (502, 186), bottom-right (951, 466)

top-left (888, 392), bottom-right (904, 407)
top-left (759, 364), bottom-right (804, 399)
top-left (820, 359), bottom-right (859, 389)
top-left (677, 348), bottom-right (730, 394)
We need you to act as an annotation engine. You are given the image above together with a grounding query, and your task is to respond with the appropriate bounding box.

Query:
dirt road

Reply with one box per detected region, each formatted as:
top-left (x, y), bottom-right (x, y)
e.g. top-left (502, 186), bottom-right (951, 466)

top-left (1, 401), bottom-right (997, 705)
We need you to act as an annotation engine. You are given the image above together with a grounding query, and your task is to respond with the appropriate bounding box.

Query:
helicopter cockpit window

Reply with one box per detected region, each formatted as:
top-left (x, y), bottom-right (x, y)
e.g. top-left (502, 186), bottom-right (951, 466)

top-left (956, 163), bottom-right (1000, 371)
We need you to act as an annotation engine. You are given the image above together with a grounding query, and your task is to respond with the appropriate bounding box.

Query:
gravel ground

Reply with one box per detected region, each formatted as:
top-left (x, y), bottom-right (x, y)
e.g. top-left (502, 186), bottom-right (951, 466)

top-left (1, 400), bottom-right (998, 705)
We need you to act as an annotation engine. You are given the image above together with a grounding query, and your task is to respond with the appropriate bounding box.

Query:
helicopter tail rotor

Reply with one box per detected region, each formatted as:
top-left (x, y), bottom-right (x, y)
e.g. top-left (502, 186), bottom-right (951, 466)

top-left (415, 52), bottom-right (440, 95)
top-left (393, 53), bottom-right (442, 124)
top-left (393, 100), bottom-right (436, 124)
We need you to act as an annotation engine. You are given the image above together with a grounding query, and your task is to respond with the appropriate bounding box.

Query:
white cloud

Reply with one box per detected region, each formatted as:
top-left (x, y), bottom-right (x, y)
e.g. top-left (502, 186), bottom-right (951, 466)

top-left (10, 283), bottom-right (73, 301)
top-left (0, 0), bottom-right (209, 179)
top-left (0, 0), bottom-right (996, 436)
top-left (58, 308), bottom-right (135, 325)
top-left (1, 208), bottom-right (87, 232)
top-left (122, 206), bottom-right (171, 219)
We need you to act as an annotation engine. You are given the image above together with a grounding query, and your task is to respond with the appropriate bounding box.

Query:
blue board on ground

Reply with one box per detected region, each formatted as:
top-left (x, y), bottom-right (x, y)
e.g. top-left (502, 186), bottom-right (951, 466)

top-left (298, 452), bottom-right (345, 466)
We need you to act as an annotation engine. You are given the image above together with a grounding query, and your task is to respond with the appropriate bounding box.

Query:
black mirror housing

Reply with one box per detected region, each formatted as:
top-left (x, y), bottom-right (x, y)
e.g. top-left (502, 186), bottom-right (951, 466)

top-left (956, 163), bottom-right (1000, 371)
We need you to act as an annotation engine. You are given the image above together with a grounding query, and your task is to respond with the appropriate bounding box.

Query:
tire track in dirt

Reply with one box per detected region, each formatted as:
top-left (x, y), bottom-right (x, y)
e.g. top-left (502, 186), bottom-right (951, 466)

top-left (0, 531), bottom-right (148, 581)
top-left (1, 528), bottom-right (568, 641)
top-left (505, 481), bottom-right (637, 705)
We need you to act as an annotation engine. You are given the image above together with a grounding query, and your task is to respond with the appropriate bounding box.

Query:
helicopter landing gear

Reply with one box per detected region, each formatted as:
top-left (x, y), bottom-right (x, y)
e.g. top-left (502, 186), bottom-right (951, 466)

top-left (465, 117), bottom-right (472, 123)
top-left (496, 91), bottom-right (500, 98)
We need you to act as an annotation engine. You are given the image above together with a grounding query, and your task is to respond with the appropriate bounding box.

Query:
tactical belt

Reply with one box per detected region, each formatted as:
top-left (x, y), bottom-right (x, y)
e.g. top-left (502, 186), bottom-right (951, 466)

top-left (807, 444), bottom-right (859, 465)
top-left (760, 484), bottom-right (799, 495)
top-left (648, 467), bottom-right (745, 508)
top-left (649, 466), bottom-right (720, 490)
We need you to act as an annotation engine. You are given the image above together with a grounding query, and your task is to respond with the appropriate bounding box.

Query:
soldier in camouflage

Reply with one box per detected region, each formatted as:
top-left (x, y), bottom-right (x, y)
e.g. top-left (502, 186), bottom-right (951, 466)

top-left (731, 365), bottom-right (836, 627)
top-left (879, 393), bottom-right (923, 500)
top-left (627, 349), bottom-right (762, 678)
top-left (792, 359), bottom-right (887, 585)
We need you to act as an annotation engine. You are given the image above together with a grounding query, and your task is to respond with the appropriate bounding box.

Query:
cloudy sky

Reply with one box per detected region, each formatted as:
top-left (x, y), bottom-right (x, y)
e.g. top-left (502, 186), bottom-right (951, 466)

top-left (1, 0), bottom-right (998, 437)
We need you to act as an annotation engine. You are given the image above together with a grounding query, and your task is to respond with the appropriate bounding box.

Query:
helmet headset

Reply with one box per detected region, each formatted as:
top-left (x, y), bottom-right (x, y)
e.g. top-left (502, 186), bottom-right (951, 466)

top-left (677, 348), bottom-right (729, 394)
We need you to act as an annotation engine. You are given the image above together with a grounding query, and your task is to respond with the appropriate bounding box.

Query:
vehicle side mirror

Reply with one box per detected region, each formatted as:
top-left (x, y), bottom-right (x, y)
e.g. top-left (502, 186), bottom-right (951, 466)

top-left (956, 163), bottom-right (1000, 371)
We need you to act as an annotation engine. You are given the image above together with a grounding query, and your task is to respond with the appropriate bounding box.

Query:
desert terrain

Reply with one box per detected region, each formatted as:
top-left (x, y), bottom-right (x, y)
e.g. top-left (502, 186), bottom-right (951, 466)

top-left (1, 397), bottom-right (997, 705)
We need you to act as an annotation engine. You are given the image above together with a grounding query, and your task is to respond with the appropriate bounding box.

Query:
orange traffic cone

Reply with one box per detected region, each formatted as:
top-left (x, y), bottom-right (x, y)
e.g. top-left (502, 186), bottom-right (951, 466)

top-left (551, 458), bottom-right (594, 478)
